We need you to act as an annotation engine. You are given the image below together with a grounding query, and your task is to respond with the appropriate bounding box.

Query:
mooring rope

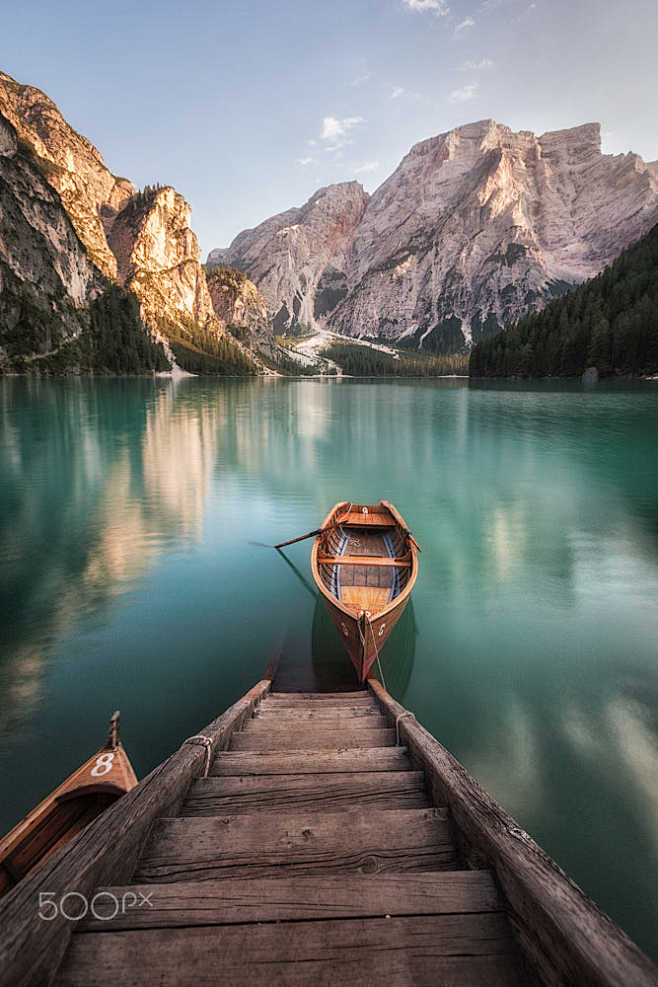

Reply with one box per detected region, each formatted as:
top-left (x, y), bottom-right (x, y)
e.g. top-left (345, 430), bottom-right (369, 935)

top-left (183, 734), bottom-right (215, 777)
top-left (360, 612), bottom-right (386, 691)
top-left (394, 711), bottom-right (416, 746)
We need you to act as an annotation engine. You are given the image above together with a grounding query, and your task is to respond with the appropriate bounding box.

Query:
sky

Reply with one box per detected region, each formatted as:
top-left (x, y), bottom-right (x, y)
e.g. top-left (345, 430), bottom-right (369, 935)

top-left (3, 0), bottom-right (658, 256)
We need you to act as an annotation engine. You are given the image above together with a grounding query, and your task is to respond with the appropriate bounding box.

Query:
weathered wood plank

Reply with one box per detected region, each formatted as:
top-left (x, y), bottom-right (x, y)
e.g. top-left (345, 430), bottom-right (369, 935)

top-left (58, 914), bottom-right (526, 987)
top-left (210, 747), bottom-right (412, 775)
top-left (79, 870), bottom-right (502, 930)
top-left (181, 771), bottom-right (430, 815)
top-left (265, 691), bottom-right (369, 701)
top-left (254, 705), bottom-right (383, 720)
top-left (0, 678), bottom-right (273, 987)
top-left (368, 678), bottom-right (658, 987)
top-left (245, 714), bottom-right (389, 732)
top-left (230, 728), bottom-right (397, 751)
top-left (134, 808), bottom-right (456, 883)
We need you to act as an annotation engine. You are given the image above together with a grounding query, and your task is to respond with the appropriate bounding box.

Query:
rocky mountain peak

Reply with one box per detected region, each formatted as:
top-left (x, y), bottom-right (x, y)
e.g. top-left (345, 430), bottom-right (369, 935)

top-left (209, 180), bottom-right (369, 332)
top-left (210, 120), bottom-right (658, 349)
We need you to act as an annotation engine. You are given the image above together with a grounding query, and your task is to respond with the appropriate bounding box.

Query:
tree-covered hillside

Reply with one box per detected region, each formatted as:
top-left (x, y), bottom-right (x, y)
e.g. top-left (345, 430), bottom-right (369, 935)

top-left (469, 224), bottom-right (658, 379)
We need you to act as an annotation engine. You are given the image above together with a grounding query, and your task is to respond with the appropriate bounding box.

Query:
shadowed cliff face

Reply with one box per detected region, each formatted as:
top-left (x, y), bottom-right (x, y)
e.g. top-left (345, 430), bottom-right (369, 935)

top-left (210, 120), bottom-right (658, 349)
top-left (205, 267), bottom-right (268, 337)
top-left (0, 112), bottom-right (102, 363)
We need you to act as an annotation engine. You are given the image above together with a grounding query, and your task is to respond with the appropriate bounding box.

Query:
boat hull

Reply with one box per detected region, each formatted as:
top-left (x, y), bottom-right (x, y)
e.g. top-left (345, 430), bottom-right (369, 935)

top-left (0, 725), bottom-right (136, 896)
top-left (322, 591), bottom-right (411, 682)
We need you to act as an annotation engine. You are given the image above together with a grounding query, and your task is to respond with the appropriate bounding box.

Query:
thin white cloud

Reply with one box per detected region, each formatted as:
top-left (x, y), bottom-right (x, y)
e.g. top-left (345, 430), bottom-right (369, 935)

top-left (296, 157), bottom-right (314, 166)
top-left (391, 86), bottom-right (405, 99)
top-left (355, 161), bottom-right (380, 174)
top-left (320, 115), bottom-right (364, 151)
top-left (449, 81), bottom-right (478, 103)
top-left (461, 57), bottom-right (493, 70)
top-left (349, 72), bottom-right (372, 87)
top-left (402, 0), bottom-right (449, 14)
top-left (454, 16), bottom-right (475, 34)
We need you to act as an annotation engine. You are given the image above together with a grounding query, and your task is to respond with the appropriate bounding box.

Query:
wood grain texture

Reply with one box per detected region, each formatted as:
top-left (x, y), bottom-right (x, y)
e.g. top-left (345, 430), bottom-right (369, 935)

top-left (265, 691), bottom-right (369, 701)
top-left (254, 705), bottom-right (382, 720)
top-left (245, 715), bottom-right (389, 733)
top-left (181, 771), bottom-right (430, 815)
top-left (230, 728), bottom-right (397, 751)
top-left (368, 679), bottom-right (658, 987)
top-left (58, 914), bottom-right (526, 987)
top-left (210, 747), bottom-right (413, 775)
top-left (134, 808), bottom-right (456, 883)
top-left (0, 678), bottom-right (273, 987)
top-left (79, 871), bottom-right (502, 930)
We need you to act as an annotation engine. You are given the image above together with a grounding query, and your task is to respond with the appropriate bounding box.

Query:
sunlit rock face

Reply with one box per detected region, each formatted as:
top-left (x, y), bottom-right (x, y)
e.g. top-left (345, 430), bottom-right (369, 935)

top-left (0, 111), bottom-right (103, 361)
top-left (0, 70), bottom-right (224, 361)
top-left (208, 182), bottom-right (369, 333)
top-left (0, 71), bottom-right (134, 279)
top-left (211, 121), bottom-right (658, 348)
top-left (108, 186), bottom-right (223, 341)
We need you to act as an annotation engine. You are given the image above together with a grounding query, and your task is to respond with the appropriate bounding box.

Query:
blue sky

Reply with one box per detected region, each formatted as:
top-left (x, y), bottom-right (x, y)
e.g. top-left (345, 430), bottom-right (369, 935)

top-left (3, 0), bottom-right (657, 255)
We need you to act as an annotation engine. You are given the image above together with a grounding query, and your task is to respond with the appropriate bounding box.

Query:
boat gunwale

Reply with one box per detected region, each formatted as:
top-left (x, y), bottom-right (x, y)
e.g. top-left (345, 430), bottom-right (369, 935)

top-left (310, 500), bottom-right (419, 621)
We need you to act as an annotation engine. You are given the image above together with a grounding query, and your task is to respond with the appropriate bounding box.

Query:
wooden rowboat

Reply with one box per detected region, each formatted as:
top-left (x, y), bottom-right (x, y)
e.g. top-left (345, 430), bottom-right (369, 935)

top-left (311, 500), bottom-right (419, 682)
top-left (0, 712), bottom-right (137, 897)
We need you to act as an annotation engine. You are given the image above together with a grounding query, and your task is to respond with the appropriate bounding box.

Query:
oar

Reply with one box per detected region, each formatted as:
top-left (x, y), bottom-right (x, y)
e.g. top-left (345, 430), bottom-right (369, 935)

top-left (273, 518), bottom-right (344, 550)
top-left (275, 549), bottom-right (317, 600)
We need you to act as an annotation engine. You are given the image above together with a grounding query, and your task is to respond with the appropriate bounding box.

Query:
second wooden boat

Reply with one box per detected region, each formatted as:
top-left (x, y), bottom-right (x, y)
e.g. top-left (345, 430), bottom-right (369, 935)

top-left (0, 712), bottom-right (137, 897)
top-left (311, 500), bottom-right (419, 682)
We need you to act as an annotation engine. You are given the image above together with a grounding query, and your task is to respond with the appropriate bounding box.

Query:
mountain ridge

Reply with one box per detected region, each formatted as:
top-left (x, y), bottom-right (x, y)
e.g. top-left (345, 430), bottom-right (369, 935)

top-left (210, 119), bottom-right (658, 351)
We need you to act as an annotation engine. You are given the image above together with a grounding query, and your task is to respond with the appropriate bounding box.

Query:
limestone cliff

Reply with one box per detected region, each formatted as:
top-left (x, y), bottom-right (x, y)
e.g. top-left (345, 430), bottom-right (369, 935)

top-left (208, 182), bottom-right (369, 333)
top-left (205, 266), bottom-right (268, 335)
top-left (0, 70), bottom-right (133, 279)
top-left (0, 112), bottom-right (166, 373)
top-left (210, 121), bottom-right (658, 350)
top-left (108, 185), bottom-right (222, 343)
top-left (0, 111), bottom-right (100, 361)
top-left (0, 70), bottom-right (253, 374)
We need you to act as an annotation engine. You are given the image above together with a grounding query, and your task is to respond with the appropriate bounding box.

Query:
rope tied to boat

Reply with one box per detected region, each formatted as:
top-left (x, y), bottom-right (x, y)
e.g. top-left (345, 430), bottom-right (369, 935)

top-left (394, 711), bottom-right (415, 746)
top-left (183, 734), bottom-right (215, 777)
top-left (359, 612), bottom-right (387, 691)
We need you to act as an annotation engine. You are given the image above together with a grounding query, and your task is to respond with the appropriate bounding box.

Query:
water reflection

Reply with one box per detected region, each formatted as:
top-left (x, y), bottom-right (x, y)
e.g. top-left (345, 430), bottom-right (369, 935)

top-left (1, 376), bottom-right (657, 959)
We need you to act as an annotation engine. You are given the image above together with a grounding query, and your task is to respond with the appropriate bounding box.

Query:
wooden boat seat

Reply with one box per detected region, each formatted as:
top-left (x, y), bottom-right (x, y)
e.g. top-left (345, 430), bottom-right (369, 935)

top-left (318, 555), bottom-right (411, 567)
top-left (340, 586), bottom-right (392, 611)
top-left (339, 512), bottom-right (397, 527)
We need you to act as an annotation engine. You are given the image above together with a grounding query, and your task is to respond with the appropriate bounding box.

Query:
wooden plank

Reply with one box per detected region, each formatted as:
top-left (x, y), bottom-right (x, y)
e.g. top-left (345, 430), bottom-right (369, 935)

top-left (341, 586), bottom-right (391, 611)
top-left (134, 808), bottom-right (456, 883)
top-left (262, 696), bottom-right (375, 707)
top-left (58, 914), bottom-right (526, 987)
top-left (368, 678), bottom-right (658, 987)
top-left (210, 747), bottom-right (412, 775)
top-left (267, 689), bottom-right (373, 705)
top-left (255, 705), bottom-right (383, 720)
top-left (245, 714), bottom-right (389, 732)
top-left (79, 871), bottom-right (502, 930)
top-left (181, 772), bottom-right (430, 815)
top-left (342, 511), bottom-right (397, 525)
top-left (230, 729), bottom-right (397, 751)
top-left (318, 555), bottom-right (411, 567)
top-left (0, 678), bottom-right (273, 987)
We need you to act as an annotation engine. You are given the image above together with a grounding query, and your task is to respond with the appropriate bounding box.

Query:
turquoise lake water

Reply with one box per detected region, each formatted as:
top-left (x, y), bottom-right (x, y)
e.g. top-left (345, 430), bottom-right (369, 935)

top-left (1, 376), bottom-right (657, 958)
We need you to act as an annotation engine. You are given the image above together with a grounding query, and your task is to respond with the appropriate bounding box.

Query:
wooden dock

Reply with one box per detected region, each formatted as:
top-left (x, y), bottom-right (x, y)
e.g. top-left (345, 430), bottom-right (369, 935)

top-left (1, 672), bottom-right (656, 986)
